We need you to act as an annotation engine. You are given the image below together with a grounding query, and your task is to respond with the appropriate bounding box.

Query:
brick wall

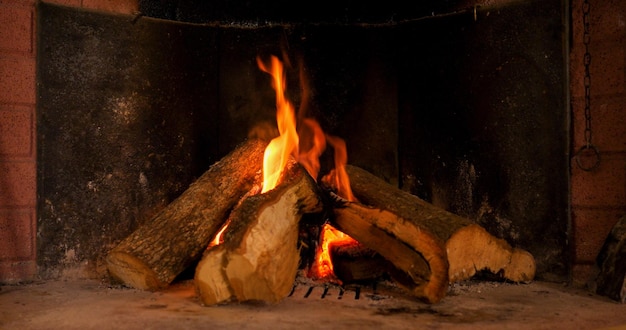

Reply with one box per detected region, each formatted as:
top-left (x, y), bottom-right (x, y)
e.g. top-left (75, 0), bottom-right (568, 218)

top-left (0, 0), bottom-right (37, 283)
top-left (570, 0), bottom-right (626, 286)
top-left (1, 0), bottom-right (625, 285)
top-left (0, 0), bottom-right (136, 283)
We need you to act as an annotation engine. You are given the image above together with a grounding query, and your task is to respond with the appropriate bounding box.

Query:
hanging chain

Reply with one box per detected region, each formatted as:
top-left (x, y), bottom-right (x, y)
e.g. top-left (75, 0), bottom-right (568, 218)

top-left (582, 0), bottom-right (592, 146)
top-left (575, 0), bottom-right (601, 171)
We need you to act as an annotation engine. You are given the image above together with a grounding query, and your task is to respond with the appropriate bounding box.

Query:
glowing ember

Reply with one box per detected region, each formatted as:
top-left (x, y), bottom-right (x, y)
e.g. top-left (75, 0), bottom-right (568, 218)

top-left (312, 223), bottom-right (356, 280)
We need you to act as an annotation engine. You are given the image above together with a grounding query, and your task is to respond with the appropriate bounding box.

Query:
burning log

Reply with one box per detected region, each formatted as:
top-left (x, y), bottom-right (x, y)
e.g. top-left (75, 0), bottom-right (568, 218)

top-left (332, 200), bottom-right (448, 303)
top-left (106, 139), bottom-right (267, 290)
top-left (329, 241), bottom-right (388, 283)
top-left (330, 165), bottom-right (536, 303)
top-left (195, 161), bottom-right (323, 305)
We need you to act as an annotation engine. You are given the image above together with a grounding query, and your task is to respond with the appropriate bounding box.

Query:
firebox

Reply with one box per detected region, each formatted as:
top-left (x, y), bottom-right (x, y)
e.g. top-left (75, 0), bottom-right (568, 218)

top-left (36, 0), bottom-right (569, 286)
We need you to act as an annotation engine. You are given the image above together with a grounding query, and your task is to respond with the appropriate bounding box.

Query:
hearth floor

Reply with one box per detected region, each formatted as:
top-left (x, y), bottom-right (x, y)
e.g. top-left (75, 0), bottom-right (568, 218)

top-left (1, 277), bottom-right (625, 330)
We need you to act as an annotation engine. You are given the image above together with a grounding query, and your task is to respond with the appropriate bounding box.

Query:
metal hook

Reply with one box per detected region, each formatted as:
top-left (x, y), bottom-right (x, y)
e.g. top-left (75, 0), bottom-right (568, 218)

top-left (574, 144), bottom-right (601, 171)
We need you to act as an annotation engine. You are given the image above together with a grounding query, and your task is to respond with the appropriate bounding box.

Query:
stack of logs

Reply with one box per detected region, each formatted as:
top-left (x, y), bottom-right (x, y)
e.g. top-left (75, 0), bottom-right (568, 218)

top-left (106, 139), bottom-right (536, 305)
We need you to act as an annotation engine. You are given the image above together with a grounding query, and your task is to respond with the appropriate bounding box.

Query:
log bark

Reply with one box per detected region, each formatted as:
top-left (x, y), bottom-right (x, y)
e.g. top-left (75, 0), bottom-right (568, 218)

top-left (195, 162), bottom-right (323, 306)
top-left (331, 165), bottom-right (536, 302)
top-left (106, 139), bottom-right (267, 290)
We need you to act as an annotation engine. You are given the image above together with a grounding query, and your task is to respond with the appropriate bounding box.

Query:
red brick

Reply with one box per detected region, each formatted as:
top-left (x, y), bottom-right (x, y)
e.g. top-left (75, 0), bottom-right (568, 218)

top-left (0, 0), bottom-right (36, 5)
top-left (591, 0), bottom-right (626, 43)
top-left (0, 161), bottom-right (36, 207)
top-left (571, 0), bottom-right (626, 44)
top-left (570, 42), bottom-right (625, 99)
top-left (0, 57), bottom-right (35, 104)
top-left (0, 209), bottom-right (35, 261)
top-left (571, 153), bottom-right (626, 207)
top-left (570, 263), bottom-right (598, 288)
top-left (569, 48), bottom-right (584, 99)
top-left (0, 105), bottom-right (33, 157)
top-left (592, 42), bottom-right (624, 97)
top-left (0, 260), bottom-right (36, 283)
top-left (570, 0), bottom-right (626, 99)
top-left (81, 0), bottom-right (138, 14)
top-left (0, 5), bottom-right (33, 53)
top-left (571, 207), bottom-right (624, 263)
top-left (572, 97), bottom-right (626, 152)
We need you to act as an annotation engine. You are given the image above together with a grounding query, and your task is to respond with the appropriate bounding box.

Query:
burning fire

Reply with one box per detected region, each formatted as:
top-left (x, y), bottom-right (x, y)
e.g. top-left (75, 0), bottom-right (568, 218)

top-left (210, 54), bottom-right (357, 280)
top-left (256, 55), bottom-right (299, 193)
top-left (256, 54), bottom-right (358, 281)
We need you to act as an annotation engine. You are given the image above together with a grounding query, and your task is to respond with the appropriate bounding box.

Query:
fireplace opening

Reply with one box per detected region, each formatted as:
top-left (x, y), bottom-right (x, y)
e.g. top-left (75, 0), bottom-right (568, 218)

top-left (36, 0), bottom-right (568, 297)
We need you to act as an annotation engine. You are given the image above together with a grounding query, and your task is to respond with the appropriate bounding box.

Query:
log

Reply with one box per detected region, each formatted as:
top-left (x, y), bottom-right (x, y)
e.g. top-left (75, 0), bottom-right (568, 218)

top-left (330, 240), bottom-right (389, 284)
top-left (332, 201), bottom-right (448, 303)
top-left (195, 161), bottom-right (323, 305)
top-left (331, 165), bottom-right (536, 302)
top-left (106, 139), bottom-right (267, 290)
top-left (595, 215), bottom-right (626, 303)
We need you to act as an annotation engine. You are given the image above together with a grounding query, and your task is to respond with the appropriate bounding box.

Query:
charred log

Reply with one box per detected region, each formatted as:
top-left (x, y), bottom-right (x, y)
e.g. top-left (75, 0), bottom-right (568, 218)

top-left (330, 241), bottom-right (388, 284)
top-left (329, 165), bottom-right (536, 303)
top-left (105, 139), bottom-right (267, 290)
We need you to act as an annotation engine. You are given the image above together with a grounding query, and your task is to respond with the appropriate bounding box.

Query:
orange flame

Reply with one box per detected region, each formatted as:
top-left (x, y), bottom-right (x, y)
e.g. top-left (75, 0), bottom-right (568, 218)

top-left (257, 55), bottom-right (299, 193)
top-left (208, 219), bottom-right (230, 248)
top-left (297, 118), bottom-right (326, 181)
top-left (256, 55), bottom-right (357, 281)
top-left (309, 134), bottom-right (358, 281)
top-left (312, 223), bottom-right (357, 280)
top-left (324, 135), bottom-right (355, 202)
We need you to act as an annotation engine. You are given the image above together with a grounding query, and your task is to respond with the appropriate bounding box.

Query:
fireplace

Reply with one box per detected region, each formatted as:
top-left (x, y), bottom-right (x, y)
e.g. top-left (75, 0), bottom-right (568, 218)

top-left (35, 0), bottom-right (570, 288)
top-left (37, 1), bottom-right (569, 290)
top-left (2, 0), bottom-right (626, 327)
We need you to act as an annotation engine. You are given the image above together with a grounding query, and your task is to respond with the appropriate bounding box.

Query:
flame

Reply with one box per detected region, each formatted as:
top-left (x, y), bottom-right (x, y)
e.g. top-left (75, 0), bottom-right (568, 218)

top-left (257, 55), bottom-right (299, 193)
top-left (297, 118), bottom-right (326, 181)
top-left (254, 55), bottom-right (357, 281)
top-left (208, 219), bottom-right (230, 248)
top-left (309, 134), bottom-right (358, 281)
top-left (323, 135), bottom-right (355, 202)
top-left (312, 223), bottom-right (357, 280)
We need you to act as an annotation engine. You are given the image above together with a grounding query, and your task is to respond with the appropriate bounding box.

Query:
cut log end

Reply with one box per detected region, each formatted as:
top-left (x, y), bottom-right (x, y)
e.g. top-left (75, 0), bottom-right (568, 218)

top-left (106, 251), bottom-right (165, 291)
top-left (195, 163), bottom-right (322, 306)
top-left (339, 165), bottom-right (536, 302)
top-left (504, 249), bottom-right (536, 283)
top-left (195, 246), bottom-right (234, 306)
top-left (446, 224), bottom-right (536, 283)
top-left (332, 202), bottom-right (449, 304)
top-left (106, 139), bottom-right (267, 291)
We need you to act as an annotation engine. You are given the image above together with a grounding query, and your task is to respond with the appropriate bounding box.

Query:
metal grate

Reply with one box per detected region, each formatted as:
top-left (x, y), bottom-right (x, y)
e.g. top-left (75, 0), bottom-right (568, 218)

top-left (288, 281), bottom-right (391, 301)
